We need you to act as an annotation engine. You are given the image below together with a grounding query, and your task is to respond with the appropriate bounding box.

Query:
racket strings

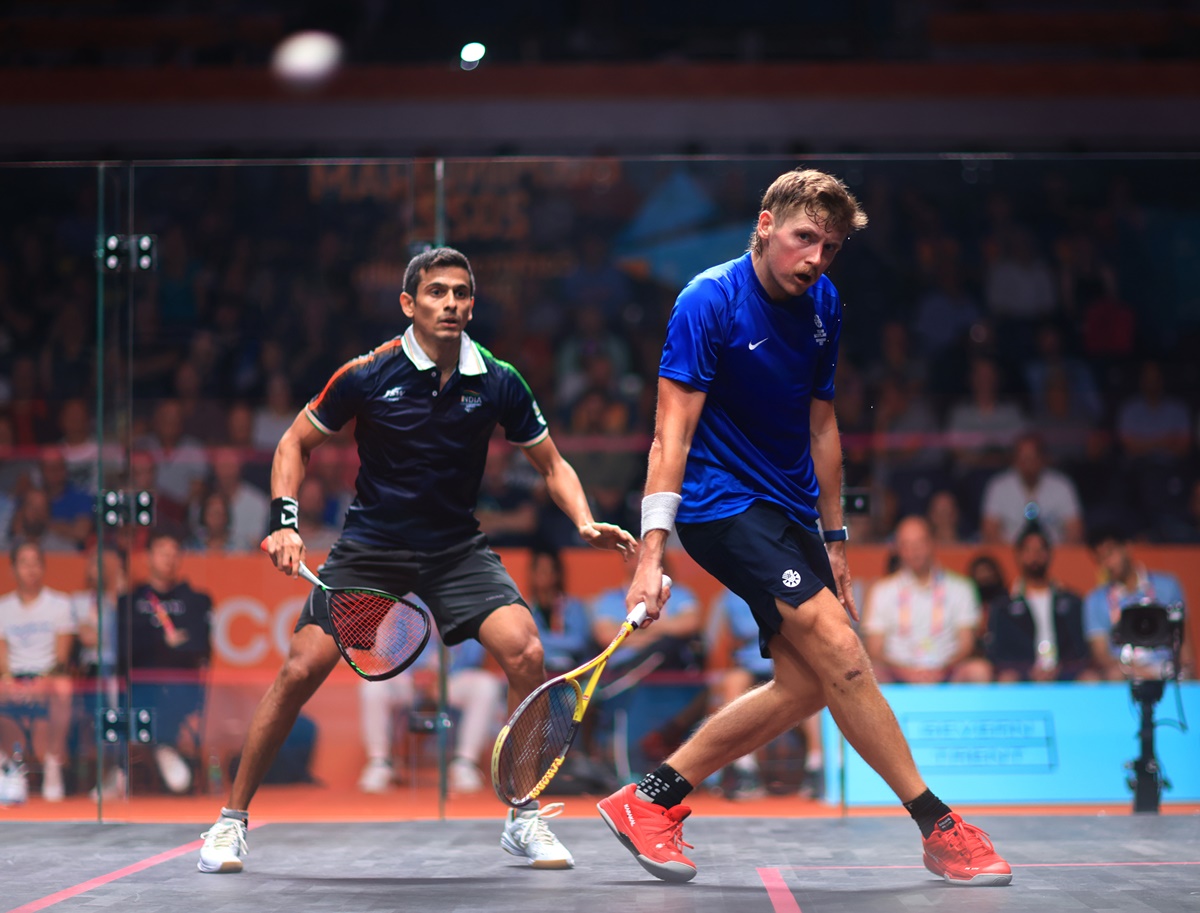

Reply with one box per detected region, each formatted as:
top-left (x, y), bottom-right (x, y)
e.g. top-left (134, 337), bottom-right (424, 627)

top-left (496, 680), bottom-right (579, 803)
top-left (328, 590), bottom-right (428, 677)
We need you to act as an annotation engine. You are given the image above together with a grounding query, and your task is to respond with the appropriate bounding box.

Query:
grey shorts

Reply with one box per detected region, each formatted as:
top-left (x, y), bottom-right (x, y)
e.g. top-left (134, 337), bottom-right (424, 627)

top-left (293, 533), bottom-right (527, 646)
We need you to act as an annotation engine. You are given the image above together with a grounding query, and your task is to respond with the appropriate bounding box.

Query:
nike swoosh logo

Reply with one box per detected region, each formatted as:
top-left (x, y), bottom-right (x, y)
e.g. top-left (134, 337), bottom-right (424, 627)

top-left (749, 338), bottom-right (768, 350)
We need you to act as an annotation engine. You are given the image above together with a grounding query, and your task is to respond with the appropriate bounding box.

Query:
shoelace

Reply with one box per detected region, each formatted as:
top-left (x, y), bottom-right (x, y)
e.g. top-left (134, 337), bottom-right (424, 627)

top-left (656, 810), bottom-right (694, 852)
top-left (202, 820), bottom-right (248, 856)
top-left (942, 820), bottom-right (995, 858)
top-left (515, 802), bottom-right (566, 847)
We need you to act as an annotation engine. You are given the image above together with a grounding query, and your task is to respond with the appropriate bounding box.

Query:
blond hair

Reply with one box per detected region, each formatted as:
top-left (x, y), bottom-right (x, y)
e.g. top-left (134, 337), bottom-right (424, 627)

top-left (749, 169), bottom-right (868, 255)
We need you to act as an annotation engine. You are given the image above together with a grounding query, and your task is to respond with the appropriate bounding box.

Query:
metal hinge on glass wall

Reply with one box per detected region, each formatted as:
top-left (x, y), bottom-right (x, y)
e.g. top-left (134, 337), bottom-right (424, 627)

top-left (97, 234), bottom-right (157, 272)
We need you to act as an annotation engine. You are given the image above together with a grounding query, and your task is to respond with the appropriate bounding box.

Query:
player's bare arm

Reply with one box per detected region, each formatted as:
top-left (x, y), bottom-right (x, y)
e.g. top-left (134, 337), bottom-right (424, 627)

top-left (522, 435), bottom-right (638, 556)
top-left (810, 396), bottom-right (857, 620)
top-left (631, 376), bottom-right (706, 620)
top-left (265, 409), bottom-right (329, 576)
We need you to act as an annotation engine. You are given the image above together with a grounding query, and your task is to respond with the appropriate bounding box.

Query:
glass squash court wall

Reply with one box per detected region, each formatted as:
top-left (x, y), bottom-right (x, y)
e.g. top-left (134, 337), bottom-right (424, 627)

top-left (1, 155), bottom-right (1199, 821)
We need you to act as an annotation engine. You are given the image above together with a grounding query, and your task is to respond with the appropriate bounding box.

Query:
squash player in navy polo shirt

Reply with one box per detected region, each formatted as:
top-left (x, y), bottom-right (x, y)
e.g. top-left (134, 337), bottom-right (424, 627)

top-left (597, 170), bottom-right (1012, 887)
top-left (199, 247), bottom-right (637, 875)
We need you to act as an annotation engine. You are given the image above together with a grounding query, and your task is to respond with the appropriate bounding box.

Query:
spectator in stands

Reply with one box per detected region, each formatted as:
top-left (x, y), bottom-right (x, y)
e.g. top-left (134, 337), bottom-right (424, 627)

top-left (864, 322), bottom-right (928, 401)
top-left (945, 356), bottom-right (1026, 477)
top-left (926, 490), bottom-right (967, 546)
top-left (1154, 478), bottom-right (1200, 544)
top-left (55, 397), bottom-right (100, 492)
top-left (862, 516), bottom-right (990, 683)
top-left (70, 544), bottom-right (125, 680)
top-left (0, 539), bottom-right (75, 800)
top-left (136, 399), bottom-right (207, 524)
top-left (871, 372), bottom-right (942, 517)
top-left (526, 549), bottom-right (591, 674)
top-left (224, 401), bottom-right (271, 492)
top-left (987, 523), bottom-right (1094, 682)
top-left (980, 433), bottom-right (1084, 546)
top-left (556, 305), bottom-right (636, 411)
top-left (1115, 361), bottom-right (1191, 528)
top-left (207, 447), bottom-right (269, 552)
top-left (251, 372), bottom-right (296, 451)
top-left (708, 587), bottom-right (824, 799)
top-left (7, 355), bottom-right (54, 447)
top-left (70, 544), bottom-right (128, 800)
top-left (561, 234), bottom-right (635, 327)
top-left (1029, 368), bottom-right (1104, 468)
top-left (186, 491), bottom-right (236, 552)
top-left (1117, 361), bottom-right (1191, 463)
top-left (1084, 530), bottom-right (1192, 682)
top-left (36, 447), bottom-right (93, 550)
top-left (118, 529), bottom-right (213, 794)
top-left (590, 555), bottom-right (703, 707)
top-left (38, 301), bottom-right (92, 403)
top-left (564, 385), bottom-right (642, 530)
top-left (173, 361), bottom-right (226, 445)
top-left (912, 253), bottom-right (981, 361)
top-left (1023, 324), bottom-right (1103, 421)
top-left (358, 633), bottom-right (504, 795)
top-left (9, 488), bottom-right (79, 552)
top-left (983, 227), bottom-right (1058, 352)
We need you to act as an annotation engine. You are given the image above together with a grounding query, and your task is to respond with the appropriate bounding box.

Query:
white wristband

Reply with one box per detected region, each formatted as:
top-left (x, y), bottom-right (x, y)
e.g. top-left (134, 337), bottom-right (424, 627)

top-left (641, 491), bottom-right (682, 537)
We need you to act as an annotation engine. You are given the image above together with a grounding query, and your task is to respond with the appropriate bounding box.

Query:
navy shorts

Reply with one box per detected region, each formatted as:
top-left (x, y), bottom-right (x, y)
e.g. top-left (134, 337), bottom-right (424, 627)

top-left (294, 533), bottom-right (527, 646)
top-left (677, 500), bottom-right (836, 659)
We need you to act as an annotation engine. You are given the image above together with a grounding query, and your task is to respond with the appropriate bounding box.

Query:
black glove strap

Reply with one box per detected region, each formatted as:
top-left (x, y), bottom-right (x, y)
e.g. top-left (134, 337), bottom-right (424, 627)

top-left (269, 496), bottom-right (299, 533)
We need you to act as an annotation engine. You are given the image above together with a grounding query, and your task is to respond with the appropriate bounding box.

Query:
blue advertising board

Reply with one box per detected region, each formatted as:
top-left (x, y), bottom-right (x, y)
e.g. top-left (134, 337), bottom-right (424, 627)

top-left (821, 682), bottom-right (1200, 805)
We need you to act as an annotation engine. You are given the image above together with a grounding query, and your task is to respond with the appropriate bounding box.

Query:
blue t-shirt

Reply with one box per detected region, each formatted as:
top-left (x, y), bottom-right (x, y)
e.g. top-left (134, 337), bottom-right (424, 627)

top-left (591, 581), bottom-right (699, 665)
top-left (307, 328), bottom-right (548, 550)
top-left (660, 253), bottom-right (842, 529)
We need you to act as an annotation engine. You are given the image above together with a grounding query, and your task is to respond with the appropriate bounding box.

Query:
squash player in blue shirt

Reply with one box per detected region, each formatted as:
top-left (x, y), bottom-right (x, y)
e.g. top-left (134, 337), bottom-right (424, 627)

top-left (199, 247), bottom-right (636, 874)
top-left (597, 169), bottom-right (1012, 887)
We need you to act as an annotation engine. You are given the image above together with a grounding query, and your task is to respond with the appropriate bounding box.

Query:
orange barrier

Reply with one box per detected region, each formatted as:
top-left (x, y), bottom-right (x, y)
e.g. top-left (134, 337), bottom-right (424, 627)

top-left (3, 545), bottom-right (1195, 790)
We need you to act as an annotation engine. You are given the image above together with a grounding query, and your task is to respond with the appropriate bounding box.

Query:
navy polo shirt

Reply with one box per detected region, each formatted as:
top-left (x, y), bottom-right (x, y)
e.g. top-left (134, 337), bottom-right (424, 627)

top-left (306, 327), bottom-right (548, 550)
top-left (660, 252), bottom-right (843, 530)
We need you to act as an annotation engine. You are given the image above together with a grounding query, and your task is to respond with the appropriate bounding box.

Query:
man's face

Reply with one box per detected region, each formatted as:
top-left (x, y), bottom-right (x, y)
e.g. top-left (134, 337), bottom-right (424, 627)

top-left (756, 209), bottom-right (844, 299)
top-left (1095, 539), bottom-right (1131, 582)
top-left (895, 519), bottom-right (934, 575)
top-left (400, 266), bottom-right (473, 346)
top-left (13, 544), bottom-right (44, 592)
top-left (147, 536), bottom-right (182, 584)
top-left (1017, 534), bottom-right (1051, 580)
top-left (1014, 439), bottom-right (1043, 482)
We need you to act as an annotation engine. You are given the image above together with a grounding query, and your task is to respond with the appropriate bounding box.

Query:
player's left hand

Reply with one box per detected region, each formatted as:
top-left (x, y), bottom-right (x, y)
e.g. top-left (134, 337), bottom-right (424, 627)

top-left (825, 541), bottom-right (858, 622)
top-left (578, 521), bottom-right (638, 558)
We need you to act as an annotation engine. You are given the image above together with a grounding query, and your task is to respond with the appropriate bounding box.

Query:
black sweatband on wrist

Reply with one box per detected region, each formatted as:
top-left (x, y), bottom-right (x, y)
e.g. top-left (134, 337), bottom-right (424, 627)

top-left (269, 496), bottom-right (299, 534)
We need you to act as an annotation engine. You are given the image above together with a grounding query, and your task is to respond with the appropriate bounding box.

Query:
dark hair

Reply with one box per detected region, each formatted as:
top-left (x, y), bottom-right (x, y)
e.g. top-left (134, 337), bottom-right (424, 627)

top-left (1087, 523), bottom-right (1128, 552)
top-left (9, 537), bottom-right (43, 566)
top-left (1014, 521), bottom-right (1050, 551)
top-left (402, 247), bottom-right (475, 300)
top-left (146, 527), bottom-right (184, 549)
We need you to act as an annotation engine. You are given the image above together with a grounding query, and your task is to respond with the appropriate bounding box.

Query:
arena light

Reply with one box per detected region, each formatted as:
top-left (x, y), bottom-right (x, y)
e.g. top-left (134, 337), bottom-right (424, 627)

top-left (460, 42), bottom-right (486, 70)
top-left (271, 30), bottom-right (343, 89)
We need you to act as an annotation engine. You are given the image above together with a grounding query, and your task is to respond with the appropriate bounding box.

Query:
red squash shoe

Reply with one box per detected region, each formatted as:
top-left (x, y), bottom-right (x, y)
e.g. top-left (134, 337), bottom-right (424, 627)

top-left (922, 813), bottom-right (1013, 886)
top-left (597, 783), bottom-right (697, 883)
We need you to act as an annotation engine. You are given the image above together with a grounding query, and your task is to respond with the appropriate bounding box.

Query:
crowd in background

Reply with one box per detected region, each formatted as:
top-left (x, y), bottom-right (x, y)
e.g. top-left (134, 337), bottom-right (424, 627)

top-left (3, 158), bottom-right (1200, 556)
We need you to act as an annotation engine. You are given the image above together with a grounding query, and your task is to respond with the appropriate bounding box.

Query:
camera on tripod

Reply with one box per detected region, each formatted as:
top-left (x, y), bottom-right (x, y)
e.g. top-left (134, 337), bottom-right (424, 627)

top-left (1111, 600), bottom-right (1186, 813)
top-left (1111, 600), bottom-right (1185, 680)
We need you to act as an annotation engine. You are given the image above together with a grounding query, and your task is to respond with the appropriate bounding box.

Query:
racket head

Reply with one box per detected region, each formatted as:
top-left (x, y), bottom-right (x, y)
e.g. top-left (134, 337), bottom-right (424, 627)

top-left (491, 676), bottom-right (583, 807)
top-left (324, 587), bottom-right (431, 681)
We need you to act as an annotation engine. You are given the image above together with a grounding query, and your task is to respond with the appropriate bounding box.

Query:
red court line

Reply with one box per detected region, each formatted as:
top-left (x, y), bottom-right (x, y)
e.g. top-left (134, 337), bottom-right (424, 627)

top-left (758, 867), bottom-right (803, 913)
top-left (4, 825), bottom-right (261, 913)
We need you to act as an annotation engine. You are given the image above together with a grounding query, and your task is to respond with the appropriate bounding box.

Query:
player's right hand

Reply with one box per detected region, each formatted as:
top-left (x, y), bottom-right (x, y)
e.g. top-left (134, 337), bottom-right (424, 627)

top-left (627, 562), bottom-right (671, 624)
top-left (263, 529), bottom-right (306, 577)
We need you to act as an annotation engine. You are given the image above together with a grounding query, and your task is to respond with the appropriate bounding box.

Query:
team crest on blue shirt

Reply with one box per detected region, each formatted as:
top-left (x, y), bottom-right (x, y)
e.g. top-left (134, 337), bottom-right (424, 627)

top-left (813, 314), bottom-right (828, 346)
top-left (461, 390), bottom-right (484, 412)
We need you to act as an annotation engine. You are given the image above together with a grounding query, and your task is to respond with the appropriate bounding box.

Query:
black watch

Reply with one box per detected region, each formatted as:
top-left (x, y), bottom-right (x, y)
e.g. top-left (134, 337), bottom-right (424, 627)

top-left (822, 526), bottom-right (849, 543)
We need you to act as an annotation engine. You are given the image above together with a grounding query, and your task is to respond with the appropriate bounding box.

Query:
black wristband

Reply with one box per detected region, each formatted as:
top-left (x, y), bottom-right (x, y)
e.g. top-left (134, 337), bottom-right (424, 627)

top-left (269, 496), bottom-right (299, 533)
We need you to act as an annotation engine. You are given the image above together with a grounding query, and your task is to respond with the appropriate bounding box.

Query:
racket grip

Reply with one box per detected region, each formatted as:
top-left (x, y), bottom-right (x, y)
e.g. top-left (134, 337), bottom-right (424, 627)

top-left (627, 574), bottom-right (671, 628)
top-left (260, 537), bottom-right (323, 589)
